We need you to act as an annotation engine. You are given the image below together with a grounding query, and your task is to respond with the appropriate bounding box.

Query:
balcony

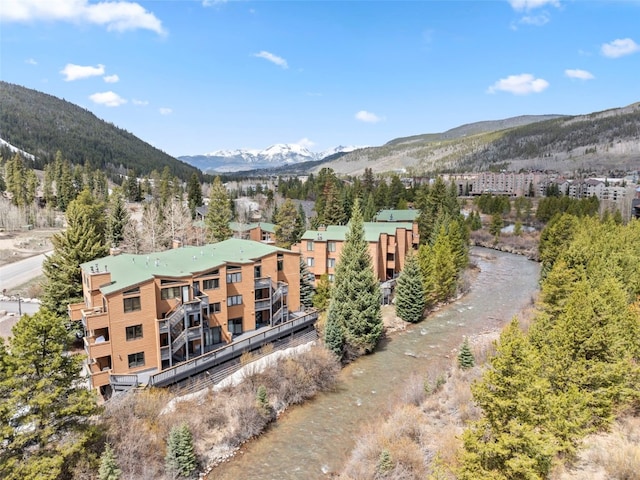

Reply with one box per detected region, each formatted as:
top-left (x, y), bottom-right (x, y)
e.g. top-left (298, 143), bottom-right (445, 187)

top-left (387, 242), bottom-right (397, 254)
top-left (255, 299), bottom-right (271, 311)
top-left (68, 302), bottom-right (84, 322)
top-left (88, 357), bottom-right (112, 388)
top-left (84, 336), bottom-right (111, 359)
top-left (150, 309), bottom-right (319, 388)
top-left (255, 277), bottom-right (271, 289)
top-left (89, 367), bottom-right (111, 388)
top-left (82, 307), bottom-right (109, 330)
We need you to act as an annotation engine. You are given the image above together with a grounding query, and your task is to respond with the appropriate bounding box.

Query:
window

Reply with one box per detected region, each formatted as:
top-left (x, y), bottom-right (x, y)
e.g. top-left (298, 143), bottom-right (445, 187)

top-left (228, 318), bottom-right (243, 335)
top-left (126, 324), bottom-right (143, 340)
top-left (226, 272), bottom-right (242, 283)
top-left (123, 296), bottom-right (141, 313)
top-left (209, 302), bottom-right (221, 314)
top-left (328, 241), bottom-right (336, 252)
top-left (128, 352), bottom-right (145, 368)
top-left (227, 295), bottom-right (243, 306)
top-left (306, 240), bottom-right (314, 251)
top-left (327, 258), bottom-right (336, 268)
top-left (328, 274), bottom-right (335, 282)
top-left (123, 286), bottom-right (140, 295)
top-left (307, 257), bottom-right (315, 267)
top-left (203, 278), bottom-right (220, 290)
top-left (161, 286), bottom-right (182, 300)
top-left (277, 254), bottom-right (284, 271)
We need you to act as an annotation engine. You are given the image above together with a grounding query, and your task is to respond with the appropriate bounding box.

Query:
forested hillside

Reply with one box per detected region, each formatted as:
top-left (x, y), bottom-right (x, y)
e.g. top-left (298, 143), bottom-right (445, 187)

top-left (320, 103), bottom-right (640, 175)
top-left (0, 81), bottom-right (199, 180)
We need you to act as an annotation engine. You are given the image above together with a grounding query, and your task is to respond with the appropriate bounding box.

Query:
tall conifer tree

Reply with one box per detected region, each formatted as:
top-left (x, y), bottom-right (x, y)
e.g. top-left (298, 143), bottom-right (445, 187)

top-left (394, 251), bottom-right (425, 323)
top-left (299, 257), bottom-right (315, 309)
top-left (205, 176), bottom-right (233, 242)
top-left (106, 190), bottom-right (129, 248)
top-left (0, 309), bottom-right (97, 479)
top-left (325, 198), bottom-right (382, 358)
top-left (42, 190), bottom-right (108, 317)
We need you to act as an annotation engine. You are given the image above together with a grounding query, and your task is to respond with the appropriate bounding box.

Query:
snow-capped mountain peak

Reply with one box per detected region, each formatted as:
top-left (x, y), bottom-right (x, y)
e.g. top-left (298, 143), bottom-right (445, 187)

top-left (179, 143), bottom-right (364, 173)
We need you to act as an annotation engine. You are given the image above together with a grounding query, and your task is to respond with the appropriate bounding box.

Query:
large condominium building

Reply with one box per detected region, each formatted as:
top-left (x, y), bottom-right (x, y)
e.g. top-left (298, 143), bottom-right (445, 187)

top-left (292, 220), bottom-right (419, 283)
top-left (69, 238), bottom-right (305, 396)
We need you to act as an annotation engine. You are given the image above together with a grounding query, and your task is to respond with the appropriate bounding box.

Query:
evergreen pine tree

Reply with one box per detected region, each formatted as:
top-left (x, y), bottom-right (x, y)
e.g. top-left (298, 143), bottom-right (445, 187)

top-left (106, 190), bottom-right (129, 248)
top-left (489, 212), bottom-right (503, 238)
top-left (325, 198), bottom-right (382, 358)
top-left (363, 192), bottom-right (377, 222)
top-left (205, 176), bottom-right (233, 243)
top-left (299, 257), bottom-right (315, 309)
top-left (1, 309), bottom-right (97, 479)
top-left (324, 313), bottom-right (344, 357)
top-left (42, 190), bottom-right (108, 317)
top-left (458, 338), bottom-right (475, 370)
top-left (256, 385), bottom-right (272, 418)
top-left (377, 449), bottom-right (393, 474)
top-left (513, 220), bottom-right (523, 236)
top-left (165, 423), bottom-right (197, 478)
top-left (274, 198), bottom-right (300, 248)
top-left (394, 252), bottom-right (425, 323)
top-left (98, 444), bottom-right (122, 480)
top-left (187, 172), bottom-right (203, 219)
top-left (296, 203), bottom-right (307, 238)
top-left (322, 180), bottom-right (346, 225)
top-left (313, 274), bottom-right (332, 311)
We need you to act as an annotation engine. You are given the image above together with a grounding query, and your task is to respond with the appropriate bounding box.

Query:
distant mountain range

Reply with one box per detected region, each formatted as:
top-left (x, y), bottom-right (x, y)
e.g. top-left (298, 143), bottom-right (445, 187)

top-left (179, 144), bottom-right (362, 173)
top-left (2, 81), bottom-right (638, 179)
top-left (0, 81), bottom-right (200, 181)
top-left (316, 104), bottom-right (640, 176)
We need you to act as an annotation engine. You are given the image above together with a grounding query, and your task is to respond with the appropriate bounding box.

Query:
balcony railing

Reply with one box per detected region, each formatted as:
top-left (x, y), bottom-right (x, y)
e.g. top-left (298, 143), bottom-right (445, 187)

top-left (149, 309), bottom-right (318, 388)
top-left (254, 277), bottom-right (272, 289)
top-left (90, 368), bottom-right (111, 388)
top-left (84, 336), bottom-right (111, 359)
top-left (255, 299), bottom-right (271, 311)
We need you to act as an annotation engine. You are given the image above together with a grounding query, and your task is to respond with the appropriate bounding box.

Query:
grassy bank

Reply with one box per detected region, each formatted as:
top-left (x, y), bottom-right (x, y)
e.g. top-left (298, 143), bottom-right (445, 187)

top-left (89, 344), bottom-right (340, 480)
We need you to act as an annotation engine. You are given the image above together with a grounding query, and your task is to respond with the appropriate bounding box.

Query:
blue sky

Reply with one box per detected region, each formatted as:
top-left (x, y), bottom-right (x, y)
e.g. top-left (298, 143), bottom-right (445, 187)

top-left (1, 0), bottom-right (639, 157)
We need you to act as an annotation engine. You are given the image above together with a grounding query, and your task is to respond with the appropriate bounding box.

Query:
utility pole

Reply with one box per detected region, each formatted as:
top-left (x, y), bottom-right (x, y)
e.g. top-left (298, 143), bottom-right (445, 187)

top-left (17, 293), bottom-right (22, 317)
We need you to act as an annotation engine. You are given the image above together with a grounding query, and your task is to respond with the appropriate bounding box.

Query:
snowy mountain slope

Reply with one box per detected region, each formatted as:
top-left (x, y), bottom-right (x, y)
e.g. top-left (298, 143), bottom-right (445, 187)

top-left (179, 143), bottom-right (362, 173)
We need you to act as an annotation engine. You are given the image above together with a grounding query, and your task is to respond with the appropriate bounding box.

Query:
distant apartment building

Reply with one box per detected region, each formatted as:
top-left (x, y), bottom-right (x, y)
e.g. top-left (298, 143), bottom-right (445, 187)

top-left (292, 219), bottom-right (419, 283)
top-left (68, 239), bottom-right (305, 396)
top-left (461, 172), bottom-right (539, 197)
top-left (230, 221), bottom-right (276, 243)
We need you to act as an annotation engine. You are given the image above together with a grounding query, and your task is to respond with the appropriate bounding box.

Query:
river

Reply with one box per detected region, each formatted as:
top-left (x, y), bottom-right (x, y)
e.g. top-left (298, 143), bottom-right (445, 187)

top-left (211, 248), bottom-right (541, 480)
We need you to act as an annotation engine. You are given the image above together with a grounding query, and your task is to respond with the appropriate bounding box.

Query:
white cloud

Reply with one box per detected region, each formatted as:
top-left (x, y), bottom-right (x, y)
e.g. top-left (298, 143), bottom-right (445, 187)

top-left (297, 138), bottom-right (316, 149)
top-left (202, 0), bottom-right (227, 6)
top-left (159, 107), bottom-right (172, 115)
top-left (508, 0), bottom-right (559, 11)
top-left (132, 99), bottom-right (148, 106)
top-left (60, 63), bottom-right (105, 81)
top-left (89, 91), bottom-right (127, 107)
top-left (487, 73), bottom-right (549, 95)
top-left (253, 51), bottom-right (288, 69)
top-left (25, 58), bottom-right (37, 65)
top-left (564, 69), bottom-right (594, 80)
top-left (0, 0), bottom-right (165, 35)
top-left (103, 74), bottom-right (119, 83)
top-left (519, 12), bottom-right (550, 26)
top-left (355, 110), bottom-right (383, 123)
top-left (601, 38), bottom-right (640, 58)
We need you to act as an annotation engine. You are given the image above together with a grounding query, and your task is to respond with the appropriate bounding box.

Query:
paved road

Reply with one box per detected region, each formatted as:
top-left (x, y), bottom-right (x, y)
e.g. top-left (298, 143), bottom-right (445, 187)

top-left (0, 252), bottom-right (51, 292)
top-left (0, 300), bottom-right (41, 316)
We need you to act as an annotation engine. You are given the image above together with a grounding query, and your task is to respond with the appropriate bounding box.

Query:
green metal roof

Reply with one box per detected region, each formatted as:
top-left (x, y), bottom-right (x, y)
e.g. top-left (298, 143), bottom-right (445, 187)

top-left (300, 222), bottom-right (414, 243)
top-left (374, 209), bottom-right (420, 222)
top-left (81, 238), bottom-right (290, 295)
